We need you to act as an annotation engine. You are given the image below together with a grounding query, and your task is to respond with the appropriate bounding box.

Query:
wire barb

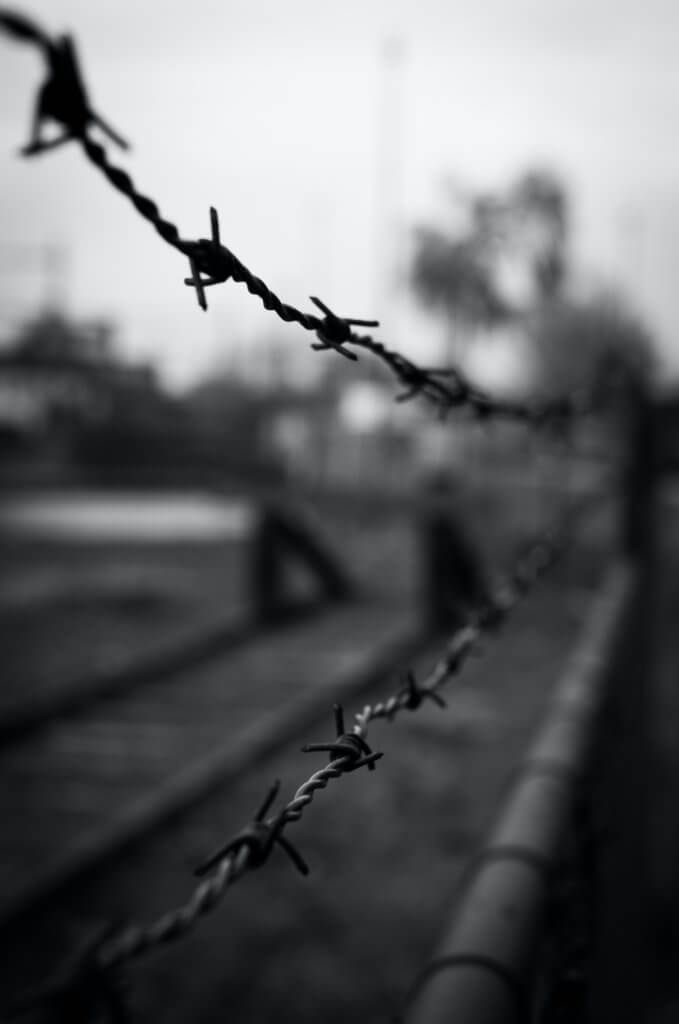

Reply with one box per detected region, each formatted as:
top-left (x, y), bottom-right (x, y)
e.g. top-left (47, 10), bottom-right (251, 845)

top-left (399, 671), bottom-right (447, 711)
top-left (12, 22), bottom-right (128, 158)
top-left (302, 702), bottom-right (384, 771)
top-left (184, 206), bottom-right (238, 310)
top-left (194, 780), bottom-right (309, 878)
top-left (309, 296), bottom-right (378, 361)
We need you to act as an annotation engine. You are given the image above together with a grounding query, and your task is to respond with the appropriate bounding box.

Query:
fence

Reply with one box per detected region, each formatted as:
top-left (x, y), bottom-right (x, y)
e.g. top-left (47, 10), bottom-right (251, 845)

top-left (402, 563), bottom-right (634, 1023)
top-left (0, 9), bottom-right (659, 1023)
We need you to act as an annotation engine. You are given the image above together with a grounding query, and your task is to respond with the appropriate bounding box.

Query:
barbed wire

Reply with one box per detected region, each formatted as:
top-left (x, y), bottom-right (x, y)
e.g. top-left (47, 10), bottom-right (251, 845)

top-left (3, 488), bottom-right (605, 1022)
top-left (0, 9), bottom-right (608, 1020)
top-left (0, 8), bottom-right (593, 426)
top-left (96, 503), bottom-right (598, 965)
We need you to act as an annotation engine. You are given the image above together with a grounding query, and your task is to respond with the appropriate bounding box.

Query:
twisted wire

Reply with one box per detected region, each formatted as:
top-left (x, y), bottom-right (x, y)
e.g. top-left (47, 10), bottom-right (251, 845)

top-left (352, 624), bottom-right (480, 736)
top-left (78, 138), bottom-right (331, 337)
top-left (87, 493), bottom-right (596, 979)
top-left (68, 135), bottom-right (601, 422)
top-left (79, 136), bottom-right (191, 255)
top-left (0, 9), bottom-right (607, 1015)
top-left (0, 8), bottom-right (594, 425)
top-left (2, 482), bottom-right (605, 1024)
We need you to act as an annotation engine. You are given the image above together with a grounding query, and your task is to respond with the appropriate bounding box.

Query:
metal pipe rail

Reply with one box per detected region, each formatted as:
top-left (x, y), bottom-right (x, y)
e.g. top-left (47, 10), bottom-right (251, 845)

top-left (404, 561), bottom-right (635, 1024)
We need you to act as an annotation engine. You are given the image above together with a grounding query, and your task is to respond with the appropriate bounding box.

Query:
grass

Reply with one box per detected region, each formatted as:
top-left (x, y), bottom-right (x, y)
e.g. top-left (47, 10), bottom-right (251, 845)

top-left (0, 536), bottom-right (249, 714)
top-left (0, 481), bottom-right (525, 716)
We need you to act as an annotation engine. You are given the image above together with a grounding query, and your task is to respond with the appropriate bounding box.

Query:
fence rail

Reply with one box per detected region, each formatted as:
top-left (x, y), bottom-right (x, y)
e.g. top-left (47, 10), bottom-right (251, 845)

top-left (402, 561), bottom-right (633, 1024)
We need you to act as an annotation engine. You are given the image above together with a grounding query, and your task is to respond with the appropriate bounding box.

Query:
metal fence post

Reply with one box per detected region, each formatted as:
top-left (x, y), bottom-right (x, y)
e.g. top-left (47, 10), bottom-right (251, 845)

top-left (419, 474), bottom-right (490, 632)
top-left (250, 500), bottom-right (355, 622)
top-left (585, 383), bottom-right (658, 1022)
top-left (621, 383), bottom-right (656, 560)
top-left (403, 565), bottom-right (633, 1024)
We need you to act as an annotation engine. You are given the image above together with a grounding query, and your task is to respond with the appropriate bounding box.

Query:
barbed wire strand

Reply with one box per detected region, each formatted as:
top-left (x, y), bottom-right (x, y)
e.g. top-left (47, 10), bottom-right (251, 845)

top-left (0, 10), bottom-right (608, 1019)
top-left (14, 493), bottom-right (595, 1021)
top-left (0, 7), bottom-right (593, 426)
top-left (2, 496), bottom-right (608, 1020)
top-left (1, 467), bottom-right (607, 1023)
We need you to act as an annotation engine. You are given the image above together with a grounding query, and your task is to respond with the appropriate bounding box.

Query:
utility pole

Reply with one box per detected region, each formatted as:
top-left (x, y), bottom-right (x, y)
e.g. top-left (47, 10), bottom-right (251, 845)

top-left (373, 36), bottom-right (408, 488)
top-left (617, 204), bottom-right (647, 310)
top-left (41, 242), bottom-right (69, 312)
top-left (0, 240), bottom-right (69, 334)
top-left (374, 35), bottom-right (407, 348)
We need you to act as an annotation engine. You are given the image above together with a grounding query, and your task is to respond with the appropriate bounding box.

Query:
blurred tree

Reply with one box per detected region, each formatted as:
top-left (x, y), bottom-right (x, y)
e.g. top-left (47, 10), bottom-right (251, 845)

top-left (411, 200), bottom-right (512, 335)
top-left (411, 168), bottom-right (654, 400)
top-left (508, 170), bottom-right (568, 301)
top-left (411, 169), bottom-right (569, 335)
top-left (8, 310), bottom-right (114, 366)
top-left (530, 293), bottom-right (654, 405)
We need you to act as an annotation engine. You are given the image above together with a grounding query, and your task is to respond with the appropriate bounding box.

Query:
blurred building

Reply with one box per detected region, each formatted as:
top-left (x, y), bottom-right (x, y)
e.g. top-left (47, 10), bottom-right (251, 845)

top-left (0, 311), bottom-right (181, 485)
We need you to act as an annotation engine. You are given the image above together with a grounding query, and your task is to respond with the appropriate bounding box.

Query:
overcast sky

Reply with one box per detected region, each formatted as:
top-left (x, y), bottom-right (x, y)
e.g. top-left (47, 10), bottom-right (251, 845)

top-left (2, 0), bottom-right (679, 388)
